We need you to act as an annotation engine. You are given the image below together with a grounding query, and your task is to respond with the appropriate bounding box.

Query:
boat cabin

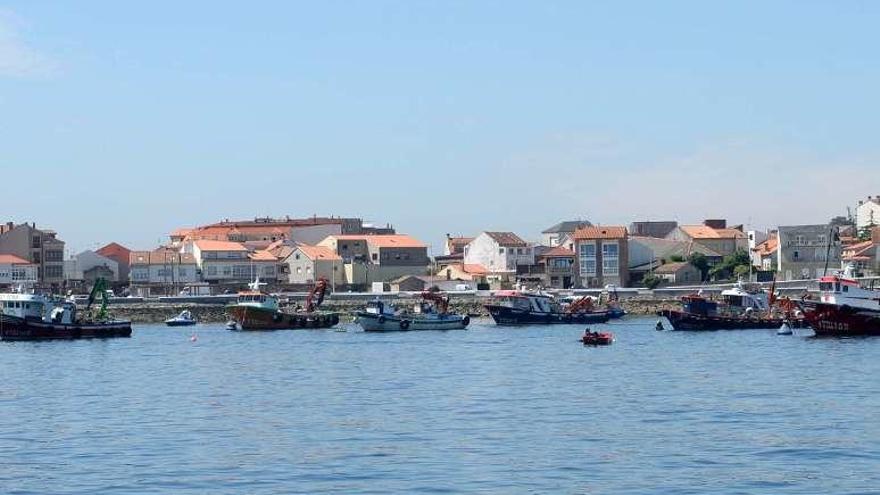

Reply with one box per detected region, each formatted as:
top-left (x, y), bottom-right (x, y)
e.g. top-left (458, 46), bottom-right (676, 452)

top-left (817, 267), bottom-right (880, 311)
top-left (488, 290), bottom-right (560, 314)
top-left (235, 291), bottom-right (279, 311)
top-left (0, 293), bottom-right (51, 321)
top-left (720, 283), bottom-right (770, 312)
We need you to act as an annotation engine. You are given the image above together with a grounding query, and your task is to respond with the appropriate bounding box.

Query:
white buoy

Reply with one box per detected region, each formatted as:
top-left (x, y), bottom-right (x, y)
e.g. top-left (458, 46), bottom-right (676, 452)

top-left (777, 321), bottom-right (793, 335)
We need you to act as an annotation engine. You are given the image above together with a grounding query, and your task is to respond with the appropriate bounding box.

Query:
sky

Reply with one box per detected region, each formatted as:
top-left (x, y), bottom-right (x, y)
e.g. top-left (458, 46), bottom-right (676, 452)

top-left (1, 1), bottom-right (879, 254)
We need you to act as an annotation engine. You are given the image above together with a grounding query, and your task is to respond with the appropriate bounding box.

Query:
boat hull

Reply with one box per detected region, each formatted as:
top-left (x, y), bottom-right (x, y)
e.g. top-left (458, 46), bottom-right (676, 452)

top-left (165, 319), bottom-right (197, 327)
top-left (803, 302), bottom-right (880, 337)
top-left (485, 305), bottom-right (610, 326)
top-left (0, 315), bottom-right (132, 341)
top-left (227, 305), bottom-right (339, 330)
top-left (356, 312), bottom-right (469, 332)
top-left (659, 309), bottom-right (805, 331)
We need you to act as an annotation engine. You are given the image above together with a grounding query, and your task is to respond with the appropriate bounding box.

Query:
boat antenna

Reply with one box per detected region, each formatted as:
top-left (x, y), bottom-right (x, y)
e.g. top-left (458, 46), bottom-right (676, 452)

top-left (822, 225), bottom-right (836, 277)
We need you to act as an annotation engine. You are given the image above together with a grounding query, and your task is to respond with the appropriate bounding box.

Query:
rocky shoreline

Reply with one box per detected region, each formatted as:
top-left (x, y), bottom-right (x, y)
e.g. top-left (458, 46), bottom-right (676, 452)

top-left (102, 297), bottom-right (682, 324)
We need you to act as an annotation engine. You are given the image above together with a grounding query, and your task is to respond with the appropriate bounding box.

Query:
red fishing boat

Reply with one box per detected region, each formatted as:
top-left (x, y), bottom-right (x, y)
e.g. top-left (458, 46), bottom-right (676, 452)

top-left (800, 265), bottom-right (880, 336)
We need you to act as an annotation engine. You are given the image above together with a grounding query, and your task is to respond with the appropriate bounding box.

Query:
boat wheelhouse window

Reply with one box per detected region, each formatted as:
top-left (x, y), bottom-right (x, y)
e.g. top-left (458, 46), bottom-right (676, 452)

top-left (843, 285), bottom-right (848, 292)
top-left (819, 282), bottom-right (833, 291)
top-left (835, 283), bottom-right (841, 292)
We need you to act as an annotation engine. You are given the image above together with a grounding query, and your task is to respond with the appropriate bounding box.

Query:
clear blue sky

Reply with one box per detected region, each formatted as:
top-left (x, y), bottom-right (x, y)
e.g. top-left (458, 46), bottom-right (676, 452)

top-left (2, 1), bottom-right (878, 254)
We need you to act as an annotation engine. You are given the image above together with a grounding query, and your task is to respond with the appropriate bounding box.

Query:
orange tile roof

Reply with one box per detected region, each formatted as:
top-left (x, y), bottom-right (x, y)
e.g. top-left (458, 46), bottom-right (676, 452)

top-left (0, 254), bottom-right (32, 265)
top-left (248, 250), bottom-right (278, 261)
top-left (463, 263), bottom-right (489, 275)
top-left (297, 245), bottom-right (342, 261)
top-left (194, 240), bottom-right (248, 252)
top-left (327, 235), bottom-right (426, 248)
top-left (539, 246), bottom-right (576, 257)
top-left (130, 249), bottom-right (197, 265)
top-left (680, 225), bottom-right (746, 239)
top-left (753, 235), bottom-right (778, 256)
top-left (485, 232), bottom-right (528, 247)
top-left (573, 226), bottom-right (627, 240)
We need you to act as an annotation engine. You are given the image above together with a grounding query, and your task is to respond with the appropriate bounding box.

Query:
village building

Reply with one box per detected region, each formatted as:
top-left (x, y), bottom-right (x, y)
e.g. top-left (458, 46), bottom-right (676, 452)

top-left (171, 216), bottom-right (395, 247)
top-left (443, 235), bottom-right (474, 256)
top-left (842, 228), bottom-right (880, 276)
top-left (665, 220), bottom-right (748, 257)
top-left (653, 262), bottom-right (701, 285)
top-left (64, 250), bottom-right (120, 284)
top-left (752, 233), bottom-right (778, 271)
top-left (435, 263), bottom-right (489, 286)
top-left (0, 222), bottom-right (66, 288)
top-left (96, 243), bottom-right (132, 283)
top-left (318, 234), bottom-right (430, 286)
top-left (573, 226), bottom-right (629, 288)
top-left (0, 254), bottom-right (38, 288)
top-left (190, 240), bottom-right (280, 284)
top-left (282, 244), bottom-right (344, 287)
top-left (129, 248), bottom-right (200, 296)
top-left (534, 246), bottom-right (577, 289)
top-left (856, 196), bottom-right (880, 230)
top-left (463, 232), bottom-right (534, 286)
top-left (776, 224), bottom-right (841, 281)
top-left (541, 220), bottom-right (592, 247)
top-left (628, 236), bottom-right (723, 283)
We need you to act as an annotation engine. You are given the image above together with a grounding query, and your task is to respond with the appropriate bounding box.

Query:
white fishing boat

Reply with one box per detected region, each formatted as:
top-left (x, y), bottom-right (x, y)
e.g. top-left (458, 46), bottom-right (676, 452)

top-left (355, 292), bottom-right (469, 332)
top-left (165, 310), bottom-right (197, 327)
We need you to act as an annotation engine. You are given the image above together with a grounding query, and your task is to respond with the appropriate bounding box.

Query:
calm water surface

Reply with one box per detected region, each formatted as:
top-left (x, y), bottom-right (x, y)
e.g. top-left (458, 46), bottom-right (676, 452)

top-left (1, 318), bottom-right (879, 494)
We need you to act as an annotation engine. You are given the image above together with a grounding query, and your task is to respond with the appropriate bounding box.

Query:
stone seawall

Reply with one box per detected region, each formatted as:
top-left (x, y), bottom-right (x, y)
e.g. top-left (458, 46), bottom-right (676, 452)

top-left (102, 297), bottom-right (682, 324)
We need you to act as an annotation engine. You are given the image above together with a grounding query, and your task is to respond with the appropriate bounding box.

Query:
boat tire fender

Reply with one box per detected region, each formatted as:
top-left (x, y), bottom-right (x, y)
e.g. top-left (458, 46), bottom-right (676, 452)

top-left (462, 315), bottom-right (470, 327)
top-left (377, 315), bottom-right (386, 324)
top-left (273, 313), bottom-right (282, 323)
top-left (400, 319), bottom-right (410, 330)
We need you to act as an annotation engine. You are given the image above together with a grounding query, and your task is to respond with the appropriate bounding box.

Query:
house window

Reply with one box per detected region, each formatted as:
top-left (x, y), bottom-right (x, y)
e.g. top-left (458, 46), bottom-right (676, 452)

top-left (603, 242), bottom-right (619, 275)
top-left (579, 243), bottom-right (596, 276)
top-left (32, 236), bottom-right (41, 248)
top-left (517, 248), bottom-right (523, 255)
top-left (795, 235), bottom-right (805, 246)
top-left (295, 254), bottom-right (300, 260)
top-left (499, 248), bottom-right (505, 254)
top-left (372, 253), bottom-right (378, 261)
top-left (793, 250), bottom-right (800, 261)
top-left (817, 235), bottom-right (827, 245)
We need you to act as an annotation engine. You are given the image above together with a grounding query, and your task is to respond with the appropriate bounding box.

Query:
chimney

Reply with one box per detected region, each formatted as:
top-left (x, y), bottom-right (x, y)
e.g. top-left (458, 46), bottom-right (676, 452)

top-left (703, 219), bottom-right (727, 229)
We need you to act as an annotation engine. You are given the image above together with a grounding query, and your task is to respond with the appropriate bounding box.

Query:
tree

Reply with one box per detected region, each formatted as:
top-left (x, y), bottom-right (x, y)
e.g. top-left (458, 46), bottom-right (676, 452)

top-left (709, 249), bottom-right (752, 281)
top-left (642, 273), bottom-right (662, 289)
top-left (687, 253), bottom-right (710, 281)
top-left (668, 254), bottom-right (685, 263)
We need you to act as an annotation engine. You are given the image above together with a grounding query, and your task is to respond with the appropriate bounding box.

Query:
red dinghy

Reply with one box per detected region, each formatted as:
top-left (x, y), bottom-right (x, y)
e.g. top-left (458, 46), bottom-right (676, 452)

top-left (581, 330), bottom-right (614, 345)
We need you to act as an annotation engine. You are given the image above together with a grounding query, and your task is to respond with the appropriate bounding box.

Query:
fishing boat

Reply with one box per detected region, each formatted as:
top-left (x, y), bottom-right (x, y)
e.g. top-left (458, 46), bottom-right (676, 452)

top-left (485, 290), bottom-right (610, 325)
top-left (165, 310), bottom-right (197, 327)
top-left (227, 278), bottom-right (339, 330)
top-left (355, 291), bottom-right (469, 332)
top-left (659, 282), bottom-right (804, 331)
top-left (0, 279), bottom-right (132, 341)
top-left (799, 264), bottom-right (880, 336)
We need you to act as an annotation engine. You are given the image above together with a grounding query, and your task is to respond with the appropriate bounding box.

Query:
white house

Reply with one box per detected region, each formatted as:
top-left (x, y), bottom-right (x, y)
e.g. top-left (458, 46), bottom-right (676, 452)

top-left (856, 196), bottom-right (880, 230)
top-left (0, 254), bottom-right (38, 286)
top-left (463, 232), bottom-right (534, 276)
top-left (191, 240), bottom-right (279, 283)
